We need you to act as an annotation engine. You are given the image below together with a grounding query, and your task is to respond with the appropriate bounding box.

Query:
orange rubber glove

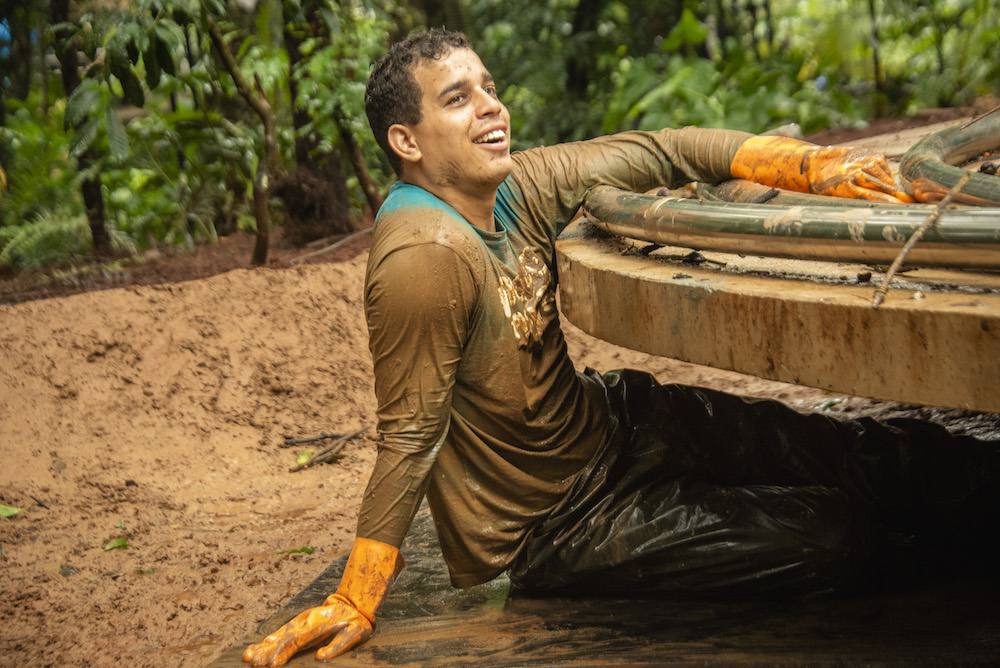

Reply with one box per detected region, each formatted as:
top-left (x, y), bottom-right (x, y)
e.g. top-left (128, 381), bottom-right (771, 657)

top-left (242, 537), bottom-right (405, 667)
top-left (731, 135), bottom-right (915, 203)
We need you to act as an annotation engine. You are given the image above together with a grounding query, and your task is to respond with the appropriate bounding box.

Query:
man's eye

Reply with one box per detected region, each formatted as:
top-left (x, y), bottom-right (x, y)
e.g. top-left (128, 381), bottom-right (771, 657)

top-left (448, 93), bottom-right (466, 105)
top-left (485, 85), bottom-right (498, 97)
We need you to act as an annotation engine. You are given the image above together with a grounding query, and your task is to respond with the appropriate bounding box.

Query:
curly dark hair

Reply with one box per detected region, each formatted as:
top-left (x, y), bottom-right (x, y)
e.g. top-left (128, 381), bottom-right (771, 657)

top-left (365, 28), bottom-right (472, 175)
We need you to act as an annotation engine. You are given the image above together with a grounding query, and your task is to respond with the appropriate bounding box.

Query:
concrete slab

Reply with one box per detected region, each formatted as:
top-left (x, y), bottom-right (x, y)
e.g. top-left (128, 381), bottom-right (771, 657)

top-left (210, 507), bottom-right (999, 667)
top-left (556, 218), bottom-right (1000, 412)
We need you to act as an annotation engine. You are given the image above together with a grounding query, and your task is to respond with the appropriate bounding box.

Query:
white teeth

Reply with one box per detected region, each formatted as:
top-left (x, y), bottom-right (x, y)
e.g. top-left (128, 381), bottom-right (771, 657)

top-left (475, 130), bottom-right (505, 144)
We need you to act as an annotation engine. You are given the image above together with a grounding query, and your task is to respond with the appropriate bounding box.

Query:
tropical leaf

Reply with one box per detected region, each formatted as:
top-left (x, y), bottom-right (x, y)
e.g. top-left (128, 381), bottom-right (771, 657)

top-left (69, 117), bottom-right (101, 158)
top-left (144, 43), bottom-right (162, 88)
top-left (105, 107), bottom-right (129, 162)
top-left (106, 35), bottom-right (131, 83)
top-left (64, 81), bottom-right (101, 129)
top-left (119, 67), bottom-right (145, 107)
top-left (154, 25), bottom-right (179, 76)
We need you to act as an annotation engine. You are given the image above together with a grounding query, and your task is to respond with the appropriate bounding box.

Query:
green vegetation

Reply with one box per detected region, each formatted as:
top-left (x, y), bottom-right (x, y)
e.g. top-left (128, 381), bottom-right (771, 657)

top-left (276, 545), bottom-right (315, 555)
top-left (475, 0), bottom-right (999, 147)
top-left (103, 536), bottom-right (130, 550)
top-left (1, 0), bottom-right (996, 271)
top-left (0, 503), bottom-right (25, 518)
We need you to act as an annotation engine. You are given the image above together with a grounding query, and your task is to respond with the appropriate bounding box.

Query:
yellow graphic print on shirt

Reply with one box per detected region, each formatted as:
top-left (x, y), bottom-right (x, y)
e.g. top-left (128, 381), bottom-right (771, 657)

top-left (497, 247), bottom-right (556, 351)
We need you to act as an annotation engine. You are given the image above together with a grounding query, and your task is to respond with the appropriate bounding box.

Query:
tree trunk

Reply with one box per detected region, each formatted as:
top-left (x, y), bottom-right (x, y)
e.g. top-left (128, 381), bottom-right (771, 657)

top-left (206, 14), bottom-right (276, 265)
top-left (281, 2), bottom-right (354, 241)
top-left (711, 0), bottom-right (734, 45)
top-left (866, 0), bottom-right (887, 114)
top-left (283, 6), bottom-right (316, 169)
top-left (743, 0), bottom-right (759, 54)
top-left (51, 0), bottom-right (112, 257)
top-left (335, 106), bottom-right (383, 216)
top-left (566, 0), bottom-right (602, 103)
top-left (412, 0), bottom-right (468, 33)
top-left (38, 12), bottom-right (50, 114)
top-left (5, 1), bottom-right (34, 101)
top-left (761, 0), bottom-right (775, 52)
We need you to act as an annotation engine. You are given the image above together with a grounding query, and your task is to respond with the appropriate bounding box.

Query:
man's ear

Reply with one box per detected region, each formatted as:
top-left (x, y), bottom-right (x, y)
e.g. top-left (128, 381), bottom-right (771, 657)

top-left (387, 124), bottom-right (421, 165)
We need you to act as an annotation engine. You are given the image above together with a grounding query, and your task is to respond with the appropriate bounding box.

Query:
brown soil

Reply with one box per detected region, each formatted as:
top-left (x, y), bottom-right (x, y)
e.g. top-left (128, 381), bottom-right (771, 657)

top-left (3, 109), bottom-right (999, 667)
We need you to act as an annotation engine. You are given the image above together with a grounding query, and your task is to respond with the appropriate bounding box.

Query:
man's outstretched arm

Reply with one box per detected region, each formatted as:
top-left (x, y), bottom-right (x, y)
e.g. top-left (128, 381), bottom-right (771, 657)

top-left (243, 238), bottom-right (471, 666)
top-left (731, 135), bottom-right (915, 203)
top-left (513, 126), bottom-right (911, 247)
top-left (242, 537), bottom-right (405, 667)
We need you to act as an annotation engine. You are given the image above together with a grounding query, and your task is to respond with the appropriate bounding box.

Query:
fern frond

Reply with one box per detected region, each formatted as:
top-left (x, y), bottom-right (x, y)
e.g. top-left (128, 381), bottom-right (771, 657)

top-left (0, 213), bottom-right (90, 272)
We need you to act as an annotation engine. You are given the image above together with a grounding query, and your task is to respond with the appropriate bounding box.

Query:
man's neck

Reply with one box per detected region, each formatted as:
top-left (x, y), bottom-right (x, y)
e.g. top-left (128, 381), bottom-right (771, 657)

top-left (402, 175), bottom-right (498, 233)
top-left (441, 188), bottom-right (498, 233)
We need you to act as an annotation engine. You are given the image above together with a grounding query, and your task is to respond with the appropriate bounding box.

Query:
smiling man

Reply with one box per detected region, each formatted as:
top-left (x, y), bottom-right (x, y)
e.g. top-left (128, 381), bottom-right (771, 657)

top-left (243, 29), bottom-right (997, 667)
top-left (380, 45), bottom-right (513, 230)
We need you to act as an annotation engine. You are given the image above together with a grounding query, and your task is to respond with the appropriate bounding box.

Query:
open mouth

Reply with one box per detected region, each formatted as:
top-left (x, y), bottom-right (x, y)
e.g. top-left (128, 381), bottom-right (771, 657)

top-left (474, 129), bottom-right (506, 145)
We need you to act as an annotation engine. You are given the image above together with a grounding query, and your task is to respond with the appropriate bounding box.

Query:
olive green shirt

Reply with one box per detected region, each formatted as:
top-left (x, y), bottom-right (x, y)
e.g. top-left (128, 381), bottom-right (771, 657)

top-left (361, 127), bottom-right (750, 587)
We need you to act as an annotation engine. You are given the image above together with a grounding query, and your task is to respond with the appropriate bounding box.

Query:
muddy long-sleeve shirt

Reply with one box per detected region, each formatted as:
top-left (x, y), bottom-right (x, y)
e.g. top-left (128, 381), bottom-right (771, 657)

top-left (360, 127), bottom-right (751, 588)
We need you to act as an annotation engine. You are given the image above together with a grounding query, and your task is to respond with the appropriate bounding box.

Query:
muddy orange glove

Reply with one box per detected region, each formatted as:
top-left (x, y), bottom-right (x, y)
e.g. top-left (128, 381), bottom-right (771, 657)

top-left (731, 135), bottom-right (914, 203)
top-left (242, 537), bottom-right (405, 667)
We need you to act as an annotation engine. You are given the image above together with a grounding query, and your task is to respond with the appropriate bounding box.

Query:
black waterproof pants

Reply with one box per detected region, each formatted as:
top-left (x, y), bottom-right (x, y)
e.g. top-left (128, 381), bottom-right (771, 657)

top-left (509, 369), bottom-right (999, 598)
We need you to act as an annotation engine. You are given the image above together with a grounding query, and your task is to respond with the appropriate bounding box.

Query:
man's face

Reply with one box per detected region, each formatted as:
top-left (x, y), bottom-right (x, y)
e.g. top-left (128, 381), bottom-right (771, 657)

top-left (403, 47), bottom-right (512, 195)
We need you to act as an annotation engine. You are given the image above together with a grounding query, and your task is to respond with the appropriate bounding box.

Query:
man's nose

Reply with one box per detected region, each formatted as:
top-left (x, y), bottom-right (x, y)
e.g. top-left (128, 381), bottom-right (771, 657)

top-left (476, 89), bottom-right (502, 116)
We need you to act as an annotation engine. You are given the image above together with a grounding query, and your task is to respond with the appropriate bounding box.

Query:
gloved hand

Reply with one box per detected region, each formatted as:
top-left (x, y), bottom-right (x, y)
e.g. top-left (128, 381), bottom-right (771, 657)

top-left (243, 537), bottom-right (405, 667)
top-left (731, 135), bottom-right (915, 203)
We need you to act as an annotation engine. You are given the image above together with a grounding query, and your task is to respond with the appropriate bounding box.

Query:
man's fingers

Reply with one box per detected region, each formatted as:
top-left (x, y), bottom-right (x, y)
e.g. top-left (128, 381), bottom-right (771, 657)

top-left (853, 154), bottom-right (895, 183)
top-left (883, 187), bottom-right (915, 204)
top-left (826, 149), bottom-right (914, 203)
top-left (243, 642), bottom-right (288, 668)
top-left (859, 188), bottom-right (914, 204)
top-left (839, 181), bottom-right (913, 204)
top-left (910, 178), bottom-right (950, 202)
top-left (855, 171), bottom-right (894, 193)
top-left (315, 624), bottom-right (371, 661)
top-left (242, 615), bottom-right (348, 667)
top-left (854, 173), bottom-right (916, 203)
top-left (243, 635), bottom-right (309, 668)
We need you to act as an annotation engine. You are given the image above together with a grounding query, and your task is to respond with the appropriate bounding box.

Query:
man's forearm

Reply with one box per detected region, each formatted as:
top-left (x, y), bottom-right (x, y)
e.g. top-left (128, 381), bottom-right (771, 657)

top-left (355, 444), bottom-right (437, 547)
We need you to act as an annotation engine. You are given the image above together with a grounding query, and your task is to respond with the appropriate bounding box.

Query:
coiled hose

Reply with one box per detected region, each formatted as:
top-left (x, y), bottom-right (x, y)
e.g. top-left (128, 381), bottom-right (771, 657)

top-left (900, 111), bottom-right (1000, 205)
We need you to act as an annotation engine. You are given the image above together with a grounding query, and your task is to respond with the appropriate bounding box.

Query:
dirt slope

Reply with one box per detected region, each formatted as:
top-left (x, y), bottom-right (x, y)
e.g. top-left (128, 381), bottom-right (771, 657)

top-left (1, 253), bottom-right (380, 666)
